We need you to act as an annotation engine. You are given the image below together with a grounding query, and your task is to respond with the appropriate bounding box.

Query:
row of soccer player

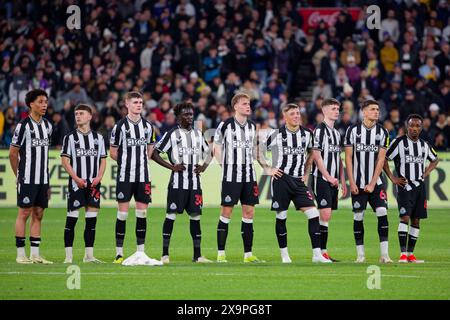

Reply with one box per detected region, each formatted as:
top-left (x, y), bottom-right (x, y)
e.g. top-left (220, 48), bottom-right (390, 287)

top-left (9, 89), bottom-right (438, 264)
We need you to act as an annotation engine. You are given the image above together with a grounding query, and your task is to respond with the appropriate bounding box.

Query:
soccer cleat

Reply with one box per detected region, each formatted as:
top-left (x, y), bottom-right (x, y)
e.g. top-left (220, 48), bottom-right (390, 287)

top-left (16, 256), bottom-right (33, 264)
top-left (281, 255), bottom-right (292, 263)
top-left (83, 256), bottom-right (104, 263)
top-left (398, 254), bottom-right (408, 263)
top-left (379, 255), bottom-right (393, 263)
top-left (30, 255), bottom-right (53, 264)
top-left (160, 255), bottom-right (170, 264)
top-left (323, 252), bottom-right (339, 262)
top-left (312, 255), bottom-right (332, 263)
top-left (244, 255), bottom-right (265, 263)
top-left (407, 254), bottom-right (424, 263)
top-left (113, 255), bottom-right (124, 264)
top-left (193, 256), bottom-right (213, 263)
top-left (355, 256), bottom-right (366, 263)
top-left (63, 258), bottom-right (73, 264)
top-left (217, 254), bottom-right (228, 263)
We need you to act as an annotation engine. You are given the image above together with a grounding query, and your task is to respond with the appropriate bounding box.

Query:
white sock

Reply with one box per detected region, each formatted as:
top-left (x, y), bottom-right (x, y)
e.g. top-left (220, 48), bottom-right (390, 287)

top-left (65, 247), bottom-right (73, 260)
top-left (116, 247), bottom-right (123, 256)
top-left (85, 247), bottom-right (93, 258)
top-left (380, 241), bottom-right (389, 257)
top-left (218, 250), bottom-right (225, 256)
top-left (356, 245), bottom-right (365, 257)
top-left (321, 249), bottom-right (328, 254)
top-left (280, 247), bottom-right (289, 257)
top-left (17, 247), bottom-right (26, 258)
top-left (244, 252), bottom-right (252, 259)
top-left (30, 246), bottom-right (39, 257)
top-left (137, 244), bottom-right (145, 252)
top-left (401, 251), bottom-right (407, 256)
top-left (313, 248), bottom-right (322, 257)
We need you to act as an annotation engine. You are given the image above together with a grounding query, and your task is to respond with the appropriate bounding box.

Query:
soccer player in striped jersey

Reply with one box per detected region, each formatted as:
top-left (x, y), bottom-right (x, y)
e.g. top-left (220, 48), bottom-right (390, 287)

top-left (311, 98), bottom-right (347, 262)
top-left (110, 91), bottom-right (161, 265)
top-left (213, 92), bottom-right (262, 263)
top-left (9, 89), bottom-right (53, 264)
top-left (61, 104), bottom-right (107, 264)
top-left (152, 102), bottom-right (212, 264)
top-left (344, 99), bottom-right (392, 263)
top-left (262, 103), bottom-right (331, 263)
top-left (384, 114), bottom-right (439, 263)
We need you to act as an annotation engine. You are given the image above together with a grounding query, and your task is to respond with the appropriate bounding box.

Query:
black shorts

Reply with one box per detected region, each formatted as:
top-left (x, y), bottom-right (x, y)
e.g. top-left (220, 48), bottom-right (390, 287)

top-left (351, 184), bottom-right (388, 212)
top-left (221, 181), bottom-right (259, 206)
top-left (17, 183), bottom-right (49, 209)
top-left (167, 188), bottom-right (203, 215)
top-left (397, 182), bottom-right (427, 219)
top-left (311, 176), bottom-right (338, 210)
top-left (68, 184), bottom-right (101, 212)
top-left (116, 181), bottom-right (152, 204)
top-left (270, 174), bottom-right (315, 211)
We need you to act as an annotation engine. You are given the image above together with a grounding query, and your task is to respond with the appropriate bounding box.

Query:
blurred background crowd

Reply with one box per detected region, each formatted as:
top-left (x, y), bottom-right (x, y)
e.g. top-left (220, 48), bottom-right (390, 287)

top-left (0, 0), bottom-right (448, 150)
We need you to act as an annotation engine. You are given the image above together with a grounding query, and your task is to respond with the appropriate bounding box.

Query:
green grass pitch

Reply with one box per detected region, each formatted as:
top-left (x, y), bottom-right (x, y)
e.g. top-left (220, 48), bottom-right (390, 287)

top-left (0, 207), bottom-right (449, 300)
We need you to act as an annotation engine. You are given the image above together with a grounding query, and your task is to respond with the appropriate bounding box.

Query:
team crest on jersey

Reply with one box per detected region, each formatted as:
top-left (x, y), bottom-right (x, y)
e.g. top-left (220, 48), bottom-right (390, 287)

top-left (118, 192), bottom-right (124, 199)
top-left (320, 199), bottom-right (327, 206)
top-left (272, 201), bottom-right (279, 209)
top-left (23, 197), bottom-right (30, 204)
top-left (301, 136), bottom-right (307, 143)
top-left (354, 201), bottom-right (361, 209)
top-left (93, 138), bottom-right (99, 145)
top-left (400, 207), bottom-right (406, 215)
top-left (225, 195), bottom-right (232, 203)
top-left (170, 203), bottom-right (177, 210)
top-left (73, 200), bottom-right (80, 207)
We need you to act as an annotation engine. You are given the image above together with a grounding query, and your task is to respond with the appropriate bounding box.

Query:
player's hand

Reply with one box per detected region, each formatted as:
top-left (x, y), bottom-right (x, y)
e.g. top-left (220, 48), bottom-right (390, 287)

top-left (266, 167), bottom-right (283, 179)
top-left (327, 176), bottom-right (339, 187)
top-left (340, 181), bottom-right (348, 198)
top-left (91, 176), bottom-right (101, 188)
top-left (172, 163), bottom-right (186, 172)
top-left (392, 176), bottom-right (407, 187)
top-left (75, 177), bottom-right (87, 189)
top-left (350, 182), bottom-right (359, 195)
top-left (364, 183), bottom-right (375, 193)
top-left (300, 174), bottom-right (309, 183)
top-left (194, 164), bottom-right (206, 175)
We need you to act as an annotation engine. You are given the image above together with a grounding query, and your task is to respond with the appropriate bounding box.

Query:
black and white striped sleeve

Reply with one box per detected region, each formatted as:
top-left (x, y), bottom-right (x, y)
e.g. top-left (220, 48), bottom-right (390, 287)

top-left (147, 123), bottom-right (156, 145)
top-left (386, 138), bottom-right (400, 160)
top-left (313, 127), bottom-right (324, 150)
top-left (426, 142), bottom-right (438, 162)
top-left (60, 134), bottom-right (71, 158)
top-left (344, 126), bottom-right (354, 147)
top-left (213, 122), bottom-right (225, 145)
top-left (265, 129), bottom-right (277, 150)
top-left (155, 131), bottom-right (172, 153)
top-left (10, 122), bottom-right (26, 148)
top-left (110, 123), bottom-right (122, 147)
top-left (381, 127), bottom-right (389, 149)
top-left (99, 135), bottom-right (107, 158)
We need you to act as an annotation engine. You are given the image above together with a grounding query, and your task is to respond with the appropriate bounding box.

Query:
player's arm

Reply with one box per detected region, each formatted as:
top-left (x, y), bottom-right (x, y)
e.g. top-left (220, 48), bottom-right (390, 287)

top-left (92, 158), bottom-right (107, 188)
top-left (151, 149), bottom-right (185, 171)
top-left (312, 149), bottom-right (338, 186)
top-left (423, 158), bottom-right (439, 178)
top-left (61, 156), bottom-right (87, 188)
top-left (147, 144), bottom-right (155, 160)
top-left (301, 150), bottom-right (313, 183)
top-left (256, 129), bottom-right (283, 179)
top-left (213, 142), bottom-right (223, 167)
top-left (339, 157), bottom-right (348, 197)
top-left (383, 159), bottom-right (407, 187)
top-left (9, 145), bottom-right (19, 178)
top-left (195, 138), bottom-right (213, 174)
top-left (110, 146), bottom-right (118, 161)
top-left (9, 122), bottom-right (26, 179)
top-left (345, 146), bottom-right (358, 195)
top-left (365, 147), bottom-right (386, 193)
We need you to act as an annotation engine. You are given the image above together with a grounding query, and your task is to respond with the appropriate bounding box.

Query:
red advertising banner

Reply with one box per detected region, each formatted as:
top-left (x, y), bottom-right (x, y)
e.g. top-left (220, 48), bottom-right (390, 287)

top-left (298, 7), bottom-right (361, 35)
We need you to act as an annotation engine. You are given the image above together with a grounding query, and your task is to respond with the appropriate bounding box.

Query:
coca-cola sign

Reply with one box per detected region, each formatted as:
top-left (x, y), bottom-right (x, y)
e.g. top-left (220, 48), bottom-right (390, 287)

top-left (298, 8), bottom-right (361, 35)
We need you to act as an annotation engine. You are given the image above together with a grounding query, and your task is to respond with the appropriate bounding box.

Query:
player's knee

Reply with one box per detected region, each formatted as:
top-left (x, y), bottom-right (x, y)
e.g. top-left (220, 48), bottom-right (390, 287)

top-left (411, 218), bottom-right (420, 227)
top-left (166, 213), bottom-right (177, 221)
top-left (304, 207), bottom-right (319, 219)
top-left (67, 210), bottom-right (80, 218)
top-left (117, 211), bottom-right (128, 221)
top-left (354, 211), bottom-right (364, 221)
top-left (320, 209), bottom-right (332, 222)
top-left (189, 214), bottom-right (201, 221)
top-left (32, 208), bottom-right (44, 220)
top-left (18, 208), bottom-right (32, 219)
top-left (135, 209), bottom-right (147, 218)
top-left (276, 210), bottom-right (287, 220)
top-left (400, 215), bottom-right (410, 224)
top-left (375, 207), bottom-right (387, 217)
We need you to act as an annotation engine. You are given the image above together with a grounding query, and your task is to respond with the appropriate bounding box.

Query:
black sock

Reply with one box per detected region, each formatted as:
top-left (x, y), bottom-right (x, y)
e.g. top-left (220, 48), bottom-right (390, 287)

top-left (162, 218), bottom-right (175, 256)
top-left (30, 236), bottom-right (41, 248)
top-left (115, 219), bottom-right (126, 249)
top-left (275, 218), bottom-right (287, 249)
top-left (84, 217), bottom-right (97, 248)
top-left (320, 224), bottom-right (328, 250)
top-left (377, 215), bottom-right (389, 242)
top-left (190, 219), bottom-right (202, 260)
top-left (308, 217), bottom-right (321, 249)
top-left (64, 216), bottom-right (78, 247)
top-left (16, 236), bottom-right (25, 248)
top-left (398, 222), bottom-right (408, 253)
top-left (353, 220), bottom-right (364, 246)
top-left (407, 225), bottom-right (419, 253)
top-left (217, 219), bottom-right (229, 251)
top-left (136, 217), bottom-right (147, 246)
top-left (241, 220), bottom-right (254, 253)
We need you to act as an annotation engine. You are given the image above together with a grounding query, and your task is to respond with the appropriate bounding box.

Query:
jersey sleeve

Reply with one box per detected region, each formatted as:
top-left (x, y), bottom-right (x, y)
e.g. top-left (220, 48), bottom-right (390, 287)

top-left (380, 127), bottom-right (389, 149)
top-left (147, 123), bottom-right (156, 145)
top-left (110, 123), bottom-right (121, 147)
top-left (60, 134), bottom-right (71, 157)
top-left (426, 142), bottom-right (438, 162)
top-left (385, 138), bottom-right (399, 160)
top-left (155, 131), bottom-right (172, 153)
top-left (10, 122), bottom-right (26, 148)
top-left (312, 127), bottom-right (323, 150)
top-left (306, 129), bottom-right (313, 150)
top-left (265, 129), bottom-right (278, 150)
top-left (99, 135), bottom-right (107, 158)
top-left (344, 126), bottom-right (353, 146)
top-left (213, 122), bottom-right (225, 145)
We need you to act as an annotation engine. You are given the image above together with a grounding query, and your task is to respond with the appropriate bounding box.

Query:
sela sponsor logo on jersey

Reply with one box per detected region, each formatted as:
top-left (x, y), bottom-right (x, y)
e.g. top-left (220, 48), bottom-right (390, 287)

top-left (356, 143), bottom-right (379, 152)
top-left (405, 155), bottom-right (424, 164)
top-left (328, 145), bottom-right (341, 153)
top-left (232, 140), bottom-right (252, 149)
top-left (75, 148), bottom-right (99, 157)
top-left (178, 147), bottom-right (200, 156)
top-left (127, 137), bottom-right (147, 146)
top-left (31, 138), bottom-right (50, 147)
top-left (282, 146), bottom-right (305, 155)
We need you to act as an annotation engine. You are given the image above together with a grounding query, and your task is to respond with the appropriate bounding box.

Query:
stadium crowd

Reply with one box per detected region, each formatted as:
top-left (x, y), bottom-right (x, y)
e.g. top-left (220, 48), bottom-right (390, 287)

top-left (0, 0), bottom-right (448, 150)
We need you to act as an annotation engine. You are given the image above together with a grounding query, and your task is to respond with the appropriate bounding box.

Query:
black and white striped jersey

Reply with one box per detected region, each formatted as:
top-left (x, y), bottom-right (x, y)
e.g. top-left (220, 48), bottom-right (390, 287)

top-left (11, 116), bottom-right (52, 184)
top-left (61, 129), bottom-right (107, 191)
top-left (110, 116), bottom-right (155, 183)
top-left (386, 135), bottom-right (438, 191)
top-left (155, 126), bottom-right (210, 190)
top-left (312, 122), bottom-right (342, 180)
top-left (266, 125), bottom-right (313, 178)
top-left (214, 117), bottom-right (257, 183)
top-left (344, 122), bottom-right (389, 189)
